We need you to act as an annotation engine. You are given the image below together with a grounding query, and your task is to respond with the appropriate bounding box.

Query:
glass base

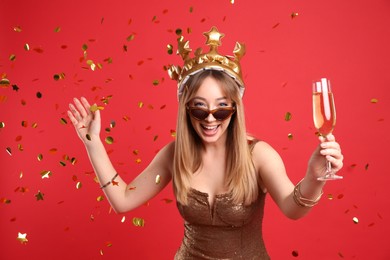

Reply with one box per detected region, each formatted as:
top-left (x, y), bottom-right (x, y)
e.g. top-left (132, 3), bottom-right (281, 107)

top-left (317, 174), bottom-right (343, 181)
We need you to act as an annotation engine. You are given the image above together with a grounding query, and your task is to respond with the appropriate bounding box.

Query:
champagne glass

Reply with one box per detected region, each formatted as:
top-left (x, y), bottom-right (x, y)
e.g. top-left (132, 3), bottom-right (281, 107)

top-left (312, 78), bottom-right (343, 180)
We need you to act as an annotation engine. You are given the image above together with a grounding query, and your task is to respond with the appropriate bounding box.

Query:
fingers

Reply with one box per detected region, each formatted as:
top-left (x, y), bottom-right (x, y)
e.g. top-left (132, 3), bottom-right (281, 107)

top-left (73, 97), bottom-right (90, 118)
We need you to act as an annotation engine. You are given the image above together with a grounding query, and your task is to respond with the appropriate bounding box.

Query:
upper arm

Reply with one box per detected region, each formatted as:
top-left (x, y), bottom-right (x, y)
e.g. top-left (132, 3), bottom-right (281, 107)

top-left (252, 141), bottom-right (294, 211)
top-left (121, 141), bottom-right (175, 212)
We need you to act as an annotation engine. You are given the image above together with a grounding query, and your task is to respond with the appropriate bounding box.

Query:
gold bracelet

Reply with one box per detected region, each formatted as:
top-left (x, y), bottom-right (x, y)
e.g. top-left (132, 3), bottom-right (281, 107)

top-left (293, 179), bottom-right (323, 208)
top-left (100, 173), bottom-right (119, 189)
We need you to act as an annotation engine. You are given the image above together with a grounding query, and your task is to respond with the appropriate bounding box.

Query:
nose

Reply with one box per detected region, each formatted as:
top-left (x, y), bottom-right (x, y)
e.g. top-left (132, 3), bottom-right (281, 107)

top-left (205, 112), bottom-right (216, 122)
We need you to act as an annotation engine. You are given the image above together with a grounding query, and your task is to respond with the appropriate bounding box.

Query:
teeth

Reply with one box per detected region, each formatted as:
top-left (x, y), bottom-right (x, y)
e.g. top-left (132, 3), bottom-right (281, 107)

top-left (203, 125), bottom-right (217, 130)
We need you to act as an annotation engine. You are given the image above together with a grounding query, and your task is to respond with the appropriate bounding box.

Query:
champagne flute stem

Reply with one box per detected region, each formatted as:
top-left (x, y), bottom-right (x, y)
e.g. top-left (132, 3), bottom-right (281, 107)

top-left (326, 160), bottom-right (332, 174)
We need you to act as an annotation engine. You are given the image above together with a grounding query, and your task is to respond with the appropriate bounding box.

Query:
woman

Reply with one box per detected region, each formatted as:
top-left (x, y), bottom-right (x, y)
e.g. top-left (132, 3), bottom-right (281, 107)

top-left (68, 27), bottom-right (343, 259)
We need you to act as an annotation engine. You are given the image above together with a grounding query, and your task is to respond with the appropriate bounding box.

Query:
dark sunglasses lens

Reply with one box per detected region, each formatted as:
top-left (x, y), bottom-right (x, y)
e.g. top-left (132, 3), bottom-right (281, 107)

top-left (190, 109), bottom-right (209, 120)
top-left (213, 109), bottom-right (233, 120)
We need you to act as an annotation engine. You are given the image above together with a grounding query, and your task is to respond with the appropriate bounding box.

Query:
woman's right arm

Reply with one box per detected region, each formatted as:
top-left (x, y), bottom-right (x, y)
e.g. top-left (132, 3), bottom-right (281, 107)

top-left (68, 97), bottom-right (173, 214)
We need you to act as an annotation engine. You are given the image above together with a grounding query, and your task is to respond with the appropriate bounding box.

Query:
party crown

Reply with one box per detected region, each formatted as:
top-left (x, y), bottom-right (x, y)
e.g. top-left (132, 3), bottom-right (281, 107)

top-left (168, 26), bottom-right (246, 98)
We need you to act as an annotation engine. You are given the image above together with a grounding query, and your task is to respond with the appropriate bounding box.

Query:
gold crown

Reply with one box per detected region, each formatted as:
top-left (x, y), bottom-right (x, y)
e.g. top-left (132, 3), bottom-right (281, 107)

top-left (168, 26), bottom-right (246, 98)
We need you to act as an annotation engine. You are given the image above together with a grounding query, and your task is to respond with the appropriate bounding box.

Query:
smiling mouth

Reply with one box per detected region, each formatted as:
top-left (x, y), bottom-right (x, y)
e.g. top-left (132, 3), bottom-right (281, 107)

top-left (201, 124), bottom-right (219, 135)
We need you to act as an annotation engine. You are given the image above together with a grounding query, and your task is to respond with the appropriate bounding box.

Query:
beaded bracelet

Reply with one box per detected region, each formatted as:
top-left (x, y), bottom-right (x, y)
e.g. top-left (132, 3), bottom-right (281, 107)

top-left (100, 173), bottom-right (119, 189)
top-left (293, 179), bottom-right (323, 208)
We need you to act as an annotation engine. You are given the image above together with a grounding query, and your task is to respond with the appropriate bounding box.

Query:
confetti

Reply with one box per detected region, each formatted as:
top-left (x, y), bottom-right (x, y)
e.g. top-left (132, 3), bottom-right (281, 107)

top-left (40, 170), bottom-right (52, 179)
top-left (21, 121), bottom-right (28, 127)
top-left (97, 196), bottom-right (104, 202)
top-left (155, 175), bottom-right (161, 184)
top-left (6, 147), bottom-right (12, 156)
top-left (167, 44), bottom-right (173, 55)
top-left (135, 158), bottom-right (141, 164)
top-left (292, 250), bottom-right (299, 257)
top-left (101, 95), bottom-right (113, 104)
top-left (121, 216), bottom-right (126, 223)
top-left (37, 154), bottom-right (43, 161)
top-left (14, 26), bottom-right (22, 32)
top-left (9, 54), bottom-right (16, 61)
top-left (287, 133), bottom-right (293, 140)
top-left (127, 34), bottom-right (135, 41)
top-left (0, 122), bottom-right (5, 128)
top-left (370, 98), bottom-right (378, 103)
top-left (0, 78), bottom-right (10, 86)
top-left (86, 134), bottom-right (91, 141)
top-left (152, 79), bottom-right (159, 86)
top-left (291, 12), bottom-right (299, 19)
top-left (284, 112), bottom-right (292, 121)
top-left (105, 136), bottom-right (114, 144)
top-left (353, 217), bottom-right (359, 224)
top-left (1, 197), bottom-right (11, 204)
top-left (24, 43), bottom-right (30, 51)
top-left (162, 198), bottom-right (173, 203)
top-left (60, 118), bottom-right (68, 125)
top-left (76, 182), bottom-right (82, 189)
top-left (17, 232), bottom-right (28, 244)
top-left (132, 217), bottom-right (145, 227)
top-left (138, 101), bottom-right (144, 108)
top-left (54, 26), bottom-right (61, 33)
top-left (35, 190), bottom-right (44, 201)
top-left (90, 104), bottom-right (104, 112)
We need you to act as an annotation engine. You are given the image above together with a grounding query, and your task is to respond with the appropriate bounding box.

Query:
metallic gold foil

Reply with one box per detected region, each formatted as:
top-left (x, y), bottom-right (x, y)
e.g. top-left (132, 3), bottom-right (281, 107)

top-left (285, 112), bottom-right (292, 121)
top-left (132, 217), bottom-right (145, 227)
top-left (155, 175), bottom-right (161, 184)
top-left (105, 136), bottom-right (114, 144)
top-left (17, 232), bottom-right (28, 244)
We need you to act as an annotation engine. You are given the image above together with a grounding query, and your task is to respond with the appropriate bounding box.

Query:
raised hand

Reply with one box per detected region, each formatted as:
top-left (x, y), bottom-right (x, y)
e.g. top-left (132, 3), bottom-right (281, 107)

top-left (308, 134), bottom-right (344, 180)
top-left (67, 97), bottom-right (101, 144)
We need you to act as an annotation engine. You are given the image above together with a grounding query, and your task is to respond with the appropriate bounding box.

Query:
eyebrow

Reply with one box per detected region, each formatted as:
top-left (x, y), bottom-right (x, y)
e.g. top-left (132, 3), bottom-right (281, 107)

top-left (192, 96), bottom-right (228, 102)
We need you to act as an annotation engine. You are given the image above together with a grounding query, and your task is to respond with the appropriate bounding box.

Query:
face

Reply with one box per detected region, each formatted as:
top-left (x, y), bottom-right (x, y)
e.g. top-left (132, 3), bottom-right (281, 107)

top-left (187, 76), bottom-right (234, 145)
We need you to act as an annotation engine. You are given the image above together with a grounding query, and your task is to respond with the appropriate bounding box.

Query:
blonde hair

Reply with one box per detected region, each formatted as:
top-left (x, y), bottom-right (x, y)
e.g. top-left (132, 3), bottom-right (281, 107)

top-left (173, 70), bottom-right (259, 205)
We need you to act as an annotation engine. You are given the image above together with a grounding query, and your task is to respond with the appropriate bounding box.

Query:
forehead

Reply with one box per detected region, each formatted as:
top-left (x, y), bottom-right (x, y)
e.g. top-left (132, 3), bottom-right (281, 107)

top-left (193, 77), bottom-right (227, 99)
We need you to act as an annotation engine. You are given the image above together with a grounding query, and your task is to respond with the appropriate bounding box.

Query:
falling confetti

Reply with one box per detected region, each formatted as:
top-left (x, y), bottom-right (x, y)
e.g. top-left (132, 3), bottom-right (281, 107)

top-left (132, 217), bottom-right (145, 227)
top-left (287, 133), bottom-right (293, 140)
top-left (60, 118), bottom-right (68, 125)
top-left (90, 104), bottom-right (104, 112)
top-left (97, 196), bottom-right (104, 202)
top-left (17, 232), bottom-right (28, 244)
top-left (370, 98), bottom-right (378, 103)
top-left (105, 136), bottom-right (114, 144)
top-left (35, 190), bottom-right (44, 201)
top-left (291, 12), bottom-right (299, 19)
top-left (155, 175), bottom-right (161, 184)
top-left (40, 170), bottom-right (52, 179)
top-left (284, 112), bottom-right (292, 121)
top-left (353, 217), bottom-right (359, 224)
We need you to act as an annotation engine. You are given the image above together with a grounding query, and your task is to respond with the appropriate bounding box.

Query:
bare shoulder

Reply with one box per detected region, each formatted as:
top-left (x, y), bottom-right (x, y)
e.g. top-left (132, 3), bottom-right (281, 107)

top-left (251, 140), bottom-right (285, 174)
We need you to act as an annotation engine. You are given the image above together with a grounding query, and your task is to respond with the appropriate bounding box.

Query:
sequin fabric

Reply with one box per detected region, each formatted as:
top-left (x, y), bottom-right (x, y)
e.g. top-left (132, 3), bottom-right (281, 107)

top-left (175, 188), bottom-right (269, 259)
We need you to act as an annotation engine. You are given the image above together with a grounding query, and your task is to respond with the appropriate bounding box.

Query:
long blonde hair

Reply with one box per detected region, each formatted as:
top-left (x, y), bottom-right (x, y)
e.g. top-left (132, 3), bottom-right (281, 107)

top-left (173, 70), bottom-right (259, 205)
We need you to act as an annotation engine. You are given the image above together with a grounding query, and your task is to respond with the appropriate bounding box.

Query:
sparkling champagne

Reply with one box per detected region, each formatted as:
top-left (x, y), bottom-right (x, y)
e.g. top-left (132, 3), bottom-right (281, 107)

top-left (312, 91), bottom-right (336, 136)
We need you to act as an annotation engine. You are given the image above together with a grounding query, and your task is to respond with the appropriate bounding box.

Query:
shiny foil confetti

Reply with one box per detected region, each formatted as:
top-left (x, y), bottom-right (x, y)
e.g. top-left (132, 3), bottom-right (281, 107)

top-left (97, 196), bottom-right (104, 202)
top-left (0, 122), bottom-right (5, 128)
top-left (287, 133), bottom-right (293, 140)
top-left (17, 232), bottom-right (28, 244)
top-left (353, 217), bottom-right (359, 224)
top-left (132, 217), bottom-right (145, 227)
top-left (60, 118), bottom-right (67, 124)
top-left (35, 190), bottom-right (44, 201)
top-left (167, 44), bottom-right (173, 54)
top-left (291, 12), bottom-right (299, 19)
top-left (6, 147), bottom-right (12, 156)
top-left (285, 112), bottom-right (292, 121)
top-left (24, 43), bottom-right (30, 51)
top-left (105, 136), bottom-right (114, 144)
top-left (40, 170), bottom-right (52, 179)
top-left (76, 182), bottom-right (82, 189)
top-left (155, 175), bottom-right (161, 184)
top-left (370, 98), bottom-right (378, 103)
top-left (90, 104), bottom-right (104, 112)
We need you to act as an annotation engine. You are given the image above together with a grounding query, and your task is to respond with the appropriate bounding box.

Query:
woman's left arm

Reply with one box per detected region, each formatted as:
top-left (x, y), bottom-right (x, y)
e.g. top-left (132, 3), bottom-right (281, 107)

top-left (253, 134), bottom-right (343, 219)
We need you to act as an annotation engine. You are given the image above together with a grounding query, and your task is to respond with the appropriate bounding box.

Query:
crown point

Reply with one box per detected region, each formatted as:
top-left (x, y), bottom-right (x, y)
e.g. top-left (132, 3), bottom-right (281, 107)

top-left (203, 26), bottom-right (225, 47)
top-left (233, 42), bottom-right (246, 61)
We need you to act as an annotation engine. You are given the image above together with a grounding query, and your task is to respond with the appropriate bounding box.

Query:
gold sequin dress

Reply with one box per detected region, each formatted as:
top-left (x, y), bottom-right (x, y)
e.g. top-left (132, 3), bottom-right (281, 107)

top-left (175, 188), bottom-right (269, 259)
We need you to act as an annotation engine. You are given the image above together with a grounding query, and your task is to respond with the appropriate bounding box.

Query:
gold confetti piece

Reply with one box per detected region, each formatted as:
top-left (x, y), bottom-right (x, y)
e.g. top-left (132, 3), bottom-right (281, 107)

top-left (353, 217), bottom-right (359, 224)
top-left (14, 26), bottom-right (22, 32)
top-left (90, 104), bottom-right (105, 112)
top-left (284, 112), bottom-right (292, 121)
top-left (155, 175), bottom-right (161, 184)
top-left (170, 130), bottom-right (176, 137)
top-left (132, 217), bottom-right (145, 227)
top-left (86, 134), bottom-right (91, 141)
top-left (35, 190), bottom-right (44, 201)
top-left (104, 57), bottom-right (113, 64)
top-left (135, 158), bottom-right (141, 164)
top-left (76, 182), bottom-right (82, 189)
top-left (121, 216), bottom-right (126, 223)
top-left (133, 149), bottom-right (139, 155)
top-left (60, 118), bottom-right (67, 124)
top-left (32, 122), bottom-right (38, 128)
top-left (105, 136), bottom-right (114, 144)
top-left (327, 194), bottom-right (333, 200)
top-left (71, 157), bottom-right (77, 165)
top-left (18, 144), bottom-right (23, 152)
top-left (54, 26), bottom-right (61, 33)
top-left (37, 154), bottom-right (43, 161)
top-left (153, 135), bottom-right (158, 141)
top-left (82, 44), bottom-right (88, 51)
top-left (6, 147), bottom-right (12, 156)
top-left (17, 232), bottom-right (28, 244)
top-left (110, 121), bottom-right (116, 128)
top-left (59, 161), bottom-right (66, 166)
top-left (1, 197), bottom-right (11, 204)
top-left (152, 79), bottom-right (159, 86)
top-left (101, 95), bottom-right (113, 104)
top-left (370, 98), bottom-right (378, 103)
top-left (9, 54), bottom-right (16, 61)
top-left (106, 242), bottom-right (113, 247)
top-left (0, 122), bottom-right (5, 128)
top-left (40, 170), bottom-right (52, 179)
top-left (167, 44), bottom-right (173, 55)
top-left (230, 0), bottom-right (234, 4)
top-left (291, 12), bottom-right (299, 19)
top-left (97, 195), bottom-right (104, 202)
top-left (105, 127), bottom-right (111, 133)
top-left (24, 43), bottom-right (30, 51)
top-left (287, 133), bottom-right (293, 140)
top-left (127, 34), bottom-right (135, 41)
top-left (189, 6), bottom-right (194, 13)
top-left (0, 78), bottom-right (10, 86)
top-left (21, 121), bottom-right (28, 127)
top-left (138, 101), bottom-right (144, 108)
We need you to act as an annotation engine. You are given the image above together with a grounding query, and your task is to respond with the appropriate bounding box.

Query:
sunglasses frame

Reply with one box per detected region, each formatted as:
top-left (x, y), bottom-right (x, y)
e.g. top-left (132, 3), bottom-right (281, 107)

top-left (186, 106), bottom-right (236, 121)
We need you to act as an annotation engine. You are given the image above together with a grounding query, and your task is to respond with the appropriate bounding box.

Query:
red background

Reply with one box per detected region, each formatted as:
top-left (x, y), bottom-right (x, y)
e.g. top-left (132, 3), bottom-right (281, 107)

top-left (1, 0), bottom-right (389, 259)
